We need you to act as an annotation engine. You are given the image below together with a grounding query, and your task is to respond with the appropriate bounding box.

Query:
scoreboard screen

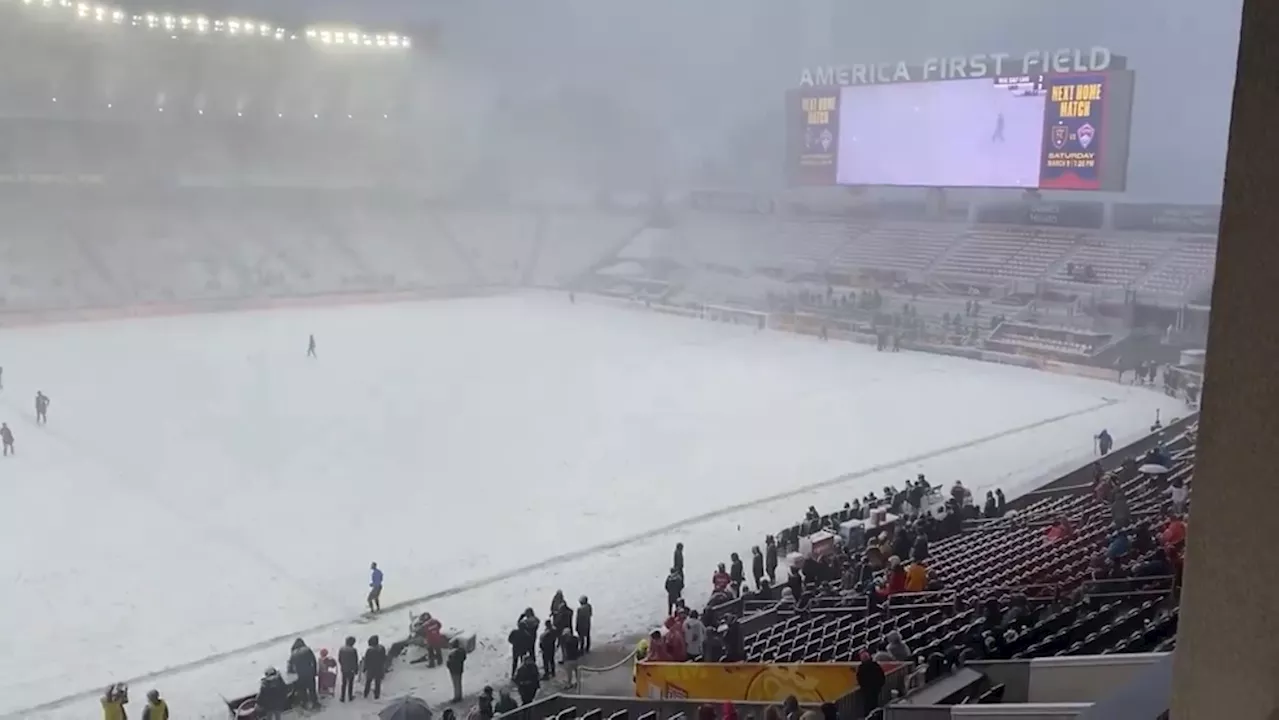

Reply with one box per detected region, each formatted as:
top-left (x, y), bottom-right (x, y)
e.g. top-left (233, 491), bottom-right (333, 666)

top-left (787, 70), bottom-right (1134, 190)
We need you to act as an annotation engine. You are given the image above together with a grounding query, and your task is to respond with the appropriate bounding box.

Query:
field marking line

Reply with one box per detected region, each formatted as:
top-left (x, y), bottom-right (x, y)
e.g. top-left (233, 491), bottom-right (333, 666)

top-left (3, 397), bottom-right (1117, 718)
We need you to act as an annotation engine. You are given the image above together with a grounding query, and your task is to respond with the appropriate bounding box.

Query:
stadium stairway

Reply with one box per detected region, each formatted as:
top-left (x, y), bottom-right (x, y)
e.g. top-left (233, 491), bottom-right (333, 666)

top-left (425, 208), bottom-right (487, 286)
top-left (521, 212), bottom-right (549, 286)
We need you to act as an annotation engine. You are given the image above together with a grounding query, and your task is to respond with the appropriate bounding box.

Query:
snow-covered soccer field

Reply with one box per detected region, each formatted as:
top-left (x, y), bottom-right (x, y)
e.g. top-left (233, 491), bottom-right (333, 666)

top-left (0, 293), bottom-right (1185, 719)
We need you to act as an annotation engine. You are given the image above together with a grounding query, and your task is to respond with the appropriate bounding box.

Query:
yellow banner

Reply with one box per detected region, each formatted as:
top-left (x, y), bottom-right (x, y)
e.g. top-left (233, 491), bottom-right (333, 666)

top-left (635, 663), bottom-right (862, 703)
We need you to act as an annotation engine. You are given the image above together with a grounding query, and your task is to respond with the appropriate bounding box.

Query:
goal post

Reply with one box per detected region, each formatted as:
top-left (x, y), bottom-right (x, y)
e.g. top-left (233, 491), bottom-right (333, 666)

top-left (703, 303), bottom-right (769, 330)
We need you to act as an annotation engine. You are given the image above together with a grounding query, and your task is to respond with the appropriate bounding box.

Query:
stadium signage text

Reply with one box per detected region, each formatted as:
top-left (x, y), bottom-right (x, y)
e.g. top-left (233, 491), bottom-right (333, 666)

top-left (799, 46), bottom-right (1114, 86)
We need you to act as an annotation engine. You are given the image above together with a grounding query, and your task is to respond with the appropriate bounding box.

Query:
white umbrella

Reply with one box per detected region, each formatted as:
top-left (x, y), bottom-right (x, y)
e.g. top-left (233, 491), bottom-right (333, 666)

top-left (1139, 463), bottom-right (1170, 475)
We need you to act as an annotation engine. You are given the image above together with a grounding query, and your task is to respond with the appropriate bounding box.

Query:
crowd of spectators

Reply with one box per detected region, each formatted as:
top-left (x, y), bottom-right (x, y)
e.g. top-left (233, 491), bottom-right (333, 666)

top-left (627, 425), bottom-right (1191, 718)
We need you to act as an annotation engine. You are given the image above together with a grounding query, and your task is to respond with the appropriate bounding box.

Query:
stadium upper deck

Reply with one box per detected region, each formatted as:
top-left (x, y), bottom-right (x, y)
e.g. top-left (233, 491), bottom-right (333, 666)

top-left (0, 0), bottom-right (428, 184)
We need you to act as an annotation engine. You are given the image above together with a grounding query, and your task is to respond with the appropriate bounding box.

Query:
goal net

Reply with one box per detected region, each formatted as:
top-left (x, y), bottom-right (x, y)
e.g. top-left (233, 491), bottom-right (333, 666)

top-left (703, 304), bottom-right (768, 330)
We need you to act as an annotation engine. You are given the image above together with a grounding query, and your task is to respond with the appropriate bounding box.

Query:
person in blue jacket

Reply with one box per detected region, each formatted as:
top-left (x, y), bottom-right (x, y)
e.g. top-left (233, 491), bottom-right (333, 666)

top-left (368, 562), bottom-right (384, 613)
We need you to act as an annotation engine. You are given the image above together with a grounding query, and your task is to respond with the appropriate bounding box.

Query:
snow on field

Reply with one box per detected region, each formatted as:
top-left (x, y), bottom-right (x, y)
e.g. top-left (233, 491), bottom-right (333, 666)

top-left (0, 293), bottom-right (1185, 719)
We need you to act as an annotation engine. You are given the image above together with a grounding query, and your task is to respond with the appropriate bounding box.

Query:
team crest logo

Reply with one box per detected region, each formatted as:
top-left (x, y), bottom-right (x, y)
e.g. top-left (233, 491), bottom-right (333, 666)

top-left (819, 128), bottom-right (833, 152)
top-left (1076, 123), bottom-right (1096, 149)
top-left (1050, 125), bottom-right (1068, 149)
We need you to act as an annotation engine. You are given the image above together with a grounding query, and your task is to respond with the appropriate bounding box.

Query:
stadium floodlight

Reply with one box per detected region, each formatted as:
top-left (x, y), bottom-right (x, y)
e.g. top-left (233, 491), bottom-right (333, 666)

top-left (375, 34), bottom-right (386, 46)
top-left (111, 8), bottom-right (123, 22)
top-left (58, 0), bottom-right (69, 7)
top-left (237, 111), bottom-right (243, 117)
top-left (275, 28), bottom-right (285, 40)
top-left (305, 28), bottom-right (317, 38)
top-left (179, 15), bottom-right (190, 27)
top-left (106, 102), bottom-right (112, 108)
top-left (243, 21), bottom-right (254, 33)
top-left (227, 18), bottom-right (239, 34)
top-left (401, 37), bottom-right (411, 48)
top-left (195, 15), bottom-right (207, 31)
top-left (50, 97), bottom-right (57, 103)
top-left (261, 24), bottom-right (273, 37)
top-left (363, 36), bottom-right (372, 46)
top-left (313, 113), bottom-right (319, 119)
top-left (22, 0), bottom-right (32, 6)
top-left (387, 33), bottom-right (399, 47)
top-left (319, 30), bottom-right (331, 43)
top-left (347, 113), bottom-right (353, 119)
top-left (197, 109), bottom-right (204, 115)
top-left (93, 5), bottom-right (105, 21)
top-left (347, 31), bottom-right (358, 43)
top-left (162, 14), bottom-right (175, 29)
top-left (75, 3), bottom-right (88, 18)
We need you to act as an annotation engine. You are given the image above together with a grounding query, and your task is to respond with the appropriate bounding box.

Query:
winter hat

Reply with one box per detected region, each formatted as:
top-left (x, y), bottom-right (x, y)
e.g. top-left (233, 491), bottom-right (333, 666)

top-left (319, 648), bottom-right (329, 658)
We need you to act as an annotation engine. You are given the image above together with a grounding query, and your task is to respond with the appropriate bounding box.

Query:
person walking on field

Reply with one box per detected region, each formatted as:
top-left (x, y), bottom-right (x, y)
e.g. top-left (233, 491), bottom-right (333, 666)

top-left (446, 640), bottom-right (468, 703)
top-left (368, 562), bottom-right (383, 614)
top-left (575, 596), bottom-right (593, 654)
top-left (35, 391), bottom-right (49, 425)
top-left (1, 423), bottom-right (13, 456)
top-left (362, 635), bottom-right (388, 700)
top-left (337, 636), bottom-right (359, 702)
top-left (141, 690), bottom-right (169, 720)
top-left (514, 655), bottom-right (541, 706)
top-left (307, 334), bottom-right (317, 358)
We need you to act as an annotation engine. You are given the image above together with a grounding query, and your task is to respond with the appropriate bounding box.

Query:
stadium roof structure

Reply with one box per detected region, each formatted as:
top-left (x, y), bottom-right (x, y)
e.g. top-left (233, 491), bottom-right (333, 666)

top-left (4, 0), bottom-right (415, 50)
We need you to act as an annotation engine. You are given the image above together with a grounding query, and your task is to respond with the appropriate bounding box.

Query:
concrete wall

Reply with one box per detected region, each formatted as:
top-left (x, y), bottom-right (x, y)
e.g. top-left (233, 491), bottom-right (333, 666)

top-left (886, 703), bottom-right (1090, 720)
top-left (962, 653), bottom-right (1168, 706)
top-left (951, 704), bottom-right (1091, 719)
top-left (1025, 653), bottom-right (1168, 704)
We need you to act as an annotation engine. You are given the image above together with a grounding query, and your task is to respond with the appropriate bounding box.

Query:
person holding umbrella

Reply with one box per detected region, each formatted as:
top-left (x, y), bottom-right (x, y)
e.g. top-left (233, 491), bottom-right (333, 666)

top-left (377, 695), bottom-right (433, 720)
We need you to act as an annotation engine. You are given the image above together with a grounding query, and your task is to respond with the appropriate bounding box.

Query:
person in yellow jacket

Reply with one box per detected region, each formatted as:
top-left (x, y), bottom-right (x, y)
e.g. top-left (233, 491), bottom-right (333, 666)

top-left (633, 636), bottom-right (651, 686)
top-left (101, 683), bottom-right (128, 720)
top-left (141, 690), bottom-right (169, 720)
top-left (905, 561), bottom-right (929, 593)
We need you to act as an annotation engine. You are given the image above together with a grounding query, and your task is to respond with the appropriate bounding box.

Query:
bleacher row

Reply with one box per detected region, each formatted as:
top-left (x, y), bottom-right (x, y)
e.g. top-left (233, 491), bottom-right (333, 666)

top-left (519, 428), bottom-right (1193, 720)
top-left (0, 196), bottom-right (644, 313)
top-left (679, 210), bottom-right (1217, 296)
top-left (730, 429), bottom-right (1191, 683)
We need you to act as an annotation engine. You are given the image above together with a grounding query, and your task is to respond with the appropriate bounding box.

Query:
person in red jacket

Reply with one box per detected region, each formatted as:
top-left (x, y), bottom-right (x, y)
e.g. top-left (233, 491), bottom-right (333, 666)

top-left (1045, 516), bottom-right (1073, 543)
top-left (1160, 514), bottom-right (1187, 548)
top-left (665, 624), bottom-right (688, 662)
top-left (421, 613), bottom-right (445, 667)
top-left (645, 630), bottom-right (670, 662)
top-left (883, 557), bottom-right (907, 596)
top-left (711, 563), bottom-right (731, 593)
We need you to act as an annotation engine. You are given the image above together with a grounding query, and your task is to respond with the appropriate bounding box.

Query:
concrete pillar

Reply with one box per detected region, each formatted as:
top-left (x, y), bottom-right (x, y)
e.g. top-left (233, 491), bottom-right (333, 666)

top-left (1168, 0), bottom-right (1276, 715)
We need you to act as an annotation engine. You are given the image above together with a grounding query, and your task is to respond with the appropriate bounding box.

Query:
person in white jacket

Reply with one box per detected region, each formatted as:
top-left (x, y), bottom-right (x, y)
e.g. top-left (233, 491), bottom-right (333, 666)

top-left (1169, 477), bottom-right (1188, 515)
top-left (683, 610), bottom-right (707, 661)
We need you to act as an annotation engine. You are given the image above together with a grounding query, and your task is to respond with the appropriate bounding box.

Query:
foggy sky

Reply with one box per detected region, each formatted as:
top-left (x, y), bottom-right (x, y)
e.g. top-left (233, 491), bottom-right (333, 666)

top-left (414, 0), bottom-right (1243, 202)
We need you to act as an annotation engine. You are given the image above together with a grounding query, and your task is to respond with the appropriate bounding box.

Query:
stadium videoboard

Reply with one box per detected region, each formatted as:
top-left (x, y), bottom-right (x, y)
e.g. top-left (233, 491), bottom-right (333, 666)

top-left (787, 70), bottom-right (1135, 191)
